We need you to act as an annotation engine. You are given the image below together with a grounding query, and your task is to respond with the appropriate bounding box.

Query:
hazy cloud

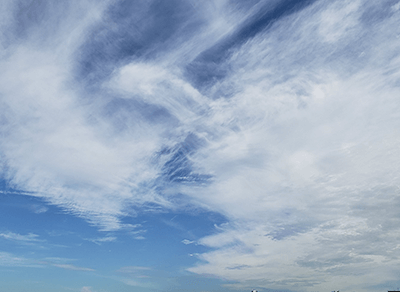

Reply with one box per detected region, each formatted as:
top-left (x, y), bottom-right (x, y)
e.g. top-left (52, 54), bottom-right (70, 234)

top-left (0, 251), bottom-right (41, 268)
top-left (52, 263), bottom-right (94, 272)
top-left (0, 232), bottom-right (43, 243)
top-left (1, 0), bottom-right (399, 291)
top-left (84, 236), bottom-right (117, 245)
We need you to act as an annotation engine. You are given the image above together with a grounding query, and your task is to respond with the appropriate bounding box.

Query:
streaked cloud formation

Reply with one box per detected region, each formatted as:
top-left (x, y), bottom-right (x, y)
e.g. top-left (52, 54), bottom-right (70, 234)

top-left (0, 232), bottom-right (42, 243)
top-left (1, 0), bottom-right (400, 291)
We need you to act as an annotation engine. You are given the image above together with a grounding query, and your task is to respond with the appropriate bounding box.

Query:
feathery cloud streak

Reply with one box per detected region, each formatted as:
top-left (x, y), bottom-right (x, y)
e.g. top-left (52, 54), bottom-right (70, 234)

top-left (1, 0), bottom-right (400, 291)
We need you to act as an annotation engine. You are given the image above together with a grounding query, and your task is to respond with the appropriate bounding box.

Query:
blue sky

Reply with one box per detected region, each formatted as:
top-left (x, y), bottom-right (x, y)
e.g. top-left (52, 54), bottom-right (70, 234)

top-left (1, 0), bottom-right (400, 291)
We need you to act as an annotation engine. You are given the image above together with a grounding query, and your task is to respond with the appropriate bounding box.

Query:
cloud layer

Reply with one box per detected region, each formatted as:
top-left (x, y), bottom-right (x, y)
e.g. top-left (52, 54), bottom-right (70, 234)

top-left (1, 0), bottom-right (400, 291)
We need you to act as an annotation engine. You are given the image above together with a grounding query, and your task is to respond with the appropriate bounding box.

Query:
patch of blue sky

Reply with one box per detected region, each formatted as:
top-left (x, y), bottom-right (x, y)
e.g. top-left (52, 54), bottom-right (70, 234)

top-left (0, 193), bottom-right (95, 254)
top-left (111, 214), bottom-right (218, 270)
top-left (158, 133), bottom-right (212, 185)
top-left (184, 0), bottom-right (317, 92)
top-left (0, 266), bottom-right (112, 292)
top-left (75, 0), bottom-right (203, 88)
top-left (0, 190), bottom-right (229, 291)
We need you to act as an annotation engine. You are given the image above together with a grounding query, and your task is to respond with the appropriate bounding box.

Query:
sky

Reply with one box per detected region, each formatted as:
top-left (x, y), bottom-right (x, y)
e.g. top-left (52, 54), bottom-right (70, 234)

top-left (0, 0), bottom-right (400, 291)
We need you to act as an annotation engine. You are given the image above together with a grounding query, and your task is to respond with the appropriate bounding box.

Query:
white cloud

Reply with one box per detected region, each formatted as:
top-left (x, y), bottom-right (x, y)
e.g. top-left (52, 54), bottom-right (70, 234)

top-left (0, 1), bottom-right (169, 231)
top-left (31, 204), bottom-right (49, 214)
top-left (0, 251), bottom-right (41, 268)
top-left (318, 0), bottom-right (361, 43)
top-left (0, 232), bottom-right (43, 243)
top-left (114, 266), bottom-right (155, 289)
top-left (43, 257), bottom-right (94, 272)
top-left (133, 235), bottom-right (146, 240)
top-left (81, 287), bottom-right (93, 292)
top-left (84, 236), bottom-right (117, 245)
top-left (117, 266), bottom-right (151, 273)
top-left (128, 228), bottom-right (147, 240)
top-left (52, 263), bottom-right (94, 272)
top-left (0, 252), bottom-right (95, 272)
top-left (180, 1), bottom-right (400, 291)
top-left (1, 0), bottom-right (400, 291)
top-left (182, 239), bottom-right (195, 245)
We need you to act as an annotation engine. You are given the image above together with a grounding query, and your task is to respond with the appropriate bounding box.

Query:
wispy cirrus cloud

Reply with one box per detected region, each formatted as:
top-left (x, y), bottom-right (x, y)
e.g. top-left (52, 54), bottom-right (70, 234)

top-left (0, 251), bottom-right (41, 268)
top-left (0, 252), bottom-right (94, 272)
top-left (51, 263), bottom-right (94, 272)
top-left (30, 204), bottom-right (48, 214)
top-left (113, 266), bottom-right (156, 289)
top-left (183, 1), bottom-right (400, 291)
top-left (116, 266), bottom-right (151, 274)
top-left (84, 236), bottom-right (116, 245)
top-left (42, 257), bottom-right (95, 272)
top-left (1, 0), bottom-right (400, 291)
top-left (0, 232), bottom-right (43, 243)
top-left (182, 239), bottom-right (196, 245)
top-left (0, 0), bottom-right (168, 231)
